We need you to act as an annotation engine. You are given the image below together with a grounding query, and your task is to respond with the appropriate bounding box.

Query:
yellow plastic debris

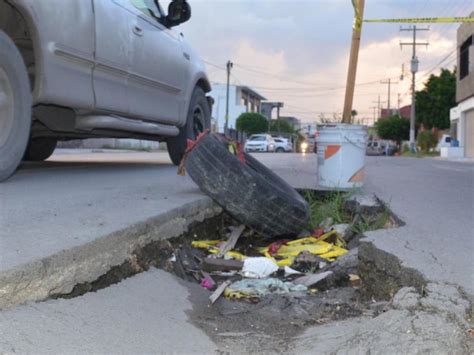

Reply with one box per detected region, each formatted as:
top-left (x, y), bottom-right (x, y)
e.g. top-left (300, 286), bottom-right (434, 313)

top-left (259, 234), bottom-right (348, 266)
top-left (191, 231), bottom-right (348, 267)
top-left (191, 240), bottom-right (246, 261)
top-left (191, 240), bottom-right (221, 248)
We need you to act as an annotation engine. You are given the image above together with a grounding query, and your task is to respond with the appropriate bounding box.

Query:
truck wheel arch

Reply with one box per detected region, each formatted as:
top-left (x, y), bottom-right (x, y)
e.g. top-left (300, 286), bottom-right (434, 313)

top-left (0, 1), bottom-right (42, 99)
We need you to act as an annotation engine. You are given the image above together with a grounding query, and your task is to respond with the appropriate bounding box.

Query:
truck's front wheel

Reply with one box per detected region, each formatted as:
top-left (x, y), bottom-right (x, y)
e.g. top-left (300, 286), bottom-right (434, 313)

top-left (0, 31), bottom-right (31, 182)
top-left (167, 87), bottom-right (210, 165)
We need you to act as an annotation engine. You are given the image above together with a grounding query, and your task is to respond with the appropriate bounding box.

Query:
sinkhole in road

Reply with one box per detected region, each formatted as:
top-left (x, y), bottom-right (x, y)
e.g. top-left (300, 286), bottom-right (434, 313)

top-left (51, 191), bottom-right (425, 343)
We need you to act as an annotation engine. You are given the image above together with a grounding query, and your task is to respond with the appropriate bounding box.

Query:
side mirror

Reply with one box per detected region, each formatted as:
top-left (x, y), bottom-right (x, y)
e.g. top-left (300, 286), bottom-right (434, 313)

top-left (165, 0), bottom-right (191, 27)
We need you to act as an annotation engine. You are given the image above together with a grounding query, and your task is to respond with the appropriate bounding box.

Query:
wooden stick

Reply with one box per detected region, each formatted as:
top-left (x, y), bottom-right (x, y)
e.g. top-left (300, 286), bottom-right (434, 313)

top-left (209, 280), bottom-right (231, 304)
top-left (217, 225), bottom-right (245, 257)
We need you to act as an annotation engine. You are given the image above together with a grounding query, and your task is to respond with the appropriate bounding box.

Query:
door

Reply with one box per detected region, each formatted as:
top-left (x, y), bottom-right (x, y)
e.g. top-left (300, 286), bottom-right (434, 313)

top-left (125, 0), bottom-right (187, 124)
top-left (465, 110), bottom-right (474, 158)
top-left (93, 0), bottom-right (131, 114)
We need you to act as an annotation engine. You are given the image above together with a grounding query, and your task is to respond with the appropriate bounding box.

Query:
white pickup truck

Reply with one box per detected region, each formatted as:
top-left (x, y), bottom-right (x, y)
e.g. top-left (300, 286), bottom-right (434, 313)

top-left (0, 0), bottom-right (212, 181)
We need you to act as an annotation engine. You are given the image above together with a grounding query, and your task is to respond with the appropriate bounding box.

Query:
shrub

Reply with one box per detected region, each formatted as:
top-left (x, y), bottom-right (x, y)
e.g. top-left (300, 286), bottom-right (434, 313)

top-left (417, 131), bottom-right (438, 153)
top-left (236, 113), bottom-right (269, 135)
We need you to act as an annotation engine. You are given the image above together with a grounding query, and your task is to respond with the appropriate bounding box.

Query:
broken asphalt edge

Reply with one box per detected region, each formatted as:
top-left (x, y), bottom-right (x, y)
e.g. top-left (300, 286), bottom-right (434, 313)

top-left (0, 197), bottom-right (222, 310)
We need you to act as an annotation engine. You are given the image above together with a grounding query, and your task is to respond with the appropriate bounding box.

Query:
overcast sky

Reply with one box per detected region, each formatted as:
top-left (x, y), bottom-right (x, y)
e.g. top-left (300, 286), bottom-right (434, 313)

top-left (175, 0), bottom-right (472, 124)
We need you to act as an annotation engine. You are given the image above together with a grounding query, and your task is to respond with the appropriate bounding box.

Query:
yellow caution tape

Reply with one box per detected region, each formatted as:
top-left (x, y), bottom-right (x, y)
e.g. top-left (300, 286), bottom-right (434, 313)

top-left (365, 17), bottom-right (474, 24)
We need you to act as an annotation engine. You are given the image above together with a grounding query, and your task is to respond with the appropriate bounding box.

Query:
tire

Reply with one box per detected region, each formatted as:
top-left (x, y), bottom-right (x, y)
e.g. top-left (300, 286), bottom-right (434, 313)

top-left (0, 31), bottom-right (32, 182)
top-left (167, 87), bottom-right (210, 165)
top-left (24, 138), bottom-right (57, 161)
top-left (276, 147), bottom-right (285, 153)
top-left (186, 134), bottom-right (310, 238)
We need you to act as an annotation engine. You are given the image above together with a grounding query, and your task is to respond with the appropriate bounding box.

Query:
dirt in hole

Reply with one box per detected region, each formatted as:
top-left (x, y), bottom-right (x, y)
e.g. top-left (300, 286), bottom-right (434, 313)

top-left (52, 191), bottom-right (403, 350)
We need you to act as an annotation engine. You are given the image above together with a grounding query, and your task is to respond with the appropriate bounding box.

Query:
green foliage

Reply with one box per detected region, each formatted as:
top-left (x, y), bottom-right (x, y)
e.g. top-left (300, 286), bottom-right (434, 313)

top-left (417, 130), bottom-right (438, 153)
top-left (415, 68), bottom-right (456, 130)
top-left (402, 143), bottom-right (411, 154)
top-left (236, 113), bottom-right (269, 135)
top-left (269, 119), bottom-right (295, 134)
top-left (375, 116), bottom-right (410, 145)
top-left (304, 192), bottom-right (352, 229)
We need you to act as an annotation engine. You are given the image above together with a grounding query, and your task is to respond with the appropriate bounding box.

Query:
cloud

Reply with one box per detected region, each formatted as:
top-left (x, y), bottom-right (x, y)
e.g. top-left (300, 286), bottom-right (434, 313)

top-left (178, 0), bottom-right (462, 123)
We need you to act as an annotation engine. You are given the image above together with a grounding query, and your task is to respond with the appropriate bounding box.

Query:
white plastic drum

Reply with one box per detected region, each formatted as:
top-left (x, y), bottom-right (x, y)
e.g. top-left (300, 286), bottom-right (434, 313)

top-left (317, 124), bottom-right (368, 189)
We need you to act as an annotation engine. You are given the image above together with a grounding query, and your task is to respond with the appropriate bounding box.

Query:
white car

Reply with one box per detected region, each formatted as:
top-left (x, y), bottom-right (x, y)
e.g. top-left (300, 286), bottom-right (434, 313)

top-left (435, 134), bottom-right (452, 151)
top-left (273, 137), bottom-right (293, 152)
top-left (244, 134), bottom-right (276, 152)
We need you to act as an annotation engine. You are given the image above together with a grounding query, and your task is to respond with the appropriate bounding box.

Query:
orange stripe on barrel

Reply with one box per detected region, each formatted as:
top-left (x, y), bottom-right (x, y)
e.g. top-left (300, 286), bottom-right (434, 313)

top-left (348, 167), bottom-right (364, 182)
top-left (324, 145), bottom-right (341, 159)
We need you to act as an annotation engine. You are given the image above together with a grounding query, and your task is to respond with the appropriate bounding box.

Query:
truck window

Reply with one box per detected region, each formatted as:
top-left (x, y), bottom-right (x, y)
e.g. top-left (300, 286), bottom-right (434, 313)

top-left (129, 0), bottom-right (162, 19)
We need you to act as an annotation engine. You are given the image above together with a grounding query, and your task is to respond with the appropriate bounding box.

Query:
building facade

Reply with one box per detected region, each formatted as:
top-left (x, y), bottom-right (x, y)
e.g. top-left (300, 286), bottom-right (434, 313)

top-left (209, 84), bottom-right (266, 133)
top-left (450, 13), bottom-right (474, 158)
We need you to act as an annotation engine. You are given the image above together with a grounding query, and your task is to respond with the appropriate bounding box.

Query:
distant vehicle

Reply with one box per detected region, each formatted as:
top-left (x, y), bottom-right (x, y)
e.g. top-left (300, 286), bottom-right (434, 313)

top-left (0, 0), bottom-right (211, 181)
top-left (299, 141), bottom-right (309, 153)
top-left (244, 134), bottom-right (276, 152)
top-left (273, 137), bottom-right (293, 152)
top-left (367, 140), bottom-right (397, 156)
top-left (435, 134), bottom-right (452, 151)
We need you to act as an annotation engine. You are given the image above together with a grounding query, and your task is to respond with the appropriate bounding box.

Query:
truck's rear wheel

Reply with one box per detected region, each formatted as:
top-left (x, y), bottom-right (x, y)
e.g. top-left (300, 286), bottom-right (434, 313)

top-left (167, 87), bottom-right (210, 165)
top-left (0, 31), bottom-right (31, 182)
top-left (24, 138), bottom-right (57, 161)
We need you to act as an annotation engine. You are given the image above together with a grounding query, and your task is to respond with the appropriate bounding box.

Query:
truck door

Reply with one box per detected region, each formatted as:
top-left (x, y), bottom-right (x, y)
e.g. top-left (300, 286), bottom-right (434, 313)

top-left (93, 0), bottom-right (131, 114)
top-left (124, 0), bottom-right (187, 124)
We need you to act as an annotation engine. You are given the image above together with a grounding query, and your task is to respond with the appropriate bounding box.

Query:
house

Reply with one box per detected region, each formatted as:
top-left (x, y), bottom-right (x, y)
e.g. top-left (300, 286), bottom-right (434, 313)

top-left (380, 105), bottom-right (411, 119)
top-left (449, 13), bottom-right (474, 158)
top-left (209, 84), bottom-right (266, 133)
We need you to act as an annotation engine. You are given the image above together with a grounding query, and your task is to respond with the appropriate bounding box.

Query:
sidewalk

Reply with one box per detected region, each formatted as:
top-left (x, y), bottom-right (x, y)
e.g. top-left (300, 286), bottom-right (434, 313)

top-left (363, 156), bottom-right (474, 296)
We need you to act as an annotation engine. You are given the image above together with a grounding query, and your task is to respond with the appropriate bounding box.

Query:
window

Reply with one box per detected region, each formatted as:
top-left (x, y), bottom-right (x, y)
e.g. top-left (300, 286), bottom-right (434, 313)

top-left (129, 0), bottom-right (162, 19)
top-left (460, 36), bottom-right (472, 80)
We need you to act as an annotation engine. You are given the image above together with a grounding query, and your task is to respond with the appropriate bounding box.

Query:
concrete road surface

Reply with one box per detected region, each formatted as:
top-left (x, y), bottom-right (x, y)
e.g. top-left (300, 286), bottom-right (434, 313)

top-left (1, 150), bottom-right (208, 272)
top-left (0, 150), bottom-right (473, 354)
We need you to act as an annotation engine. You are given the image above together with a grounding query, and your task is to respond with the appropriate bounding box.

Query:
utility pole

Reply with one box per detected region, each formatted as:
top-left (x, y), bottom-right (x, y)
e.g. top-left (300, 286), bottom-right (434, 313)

top-left (400, 25), bottom-right (429, 149)
top-left (370, 106), bottom-right (378, 125)
top-left (397, 93), bottom-right (401, 111)
top-left (372, 95), bottom-right (386, 121)
top-left (224, 60), bottom-right (233, 135)
top-left (380, 78), bottom-right (398, 113)
top-left (342, 0), bottom-right (365, 124)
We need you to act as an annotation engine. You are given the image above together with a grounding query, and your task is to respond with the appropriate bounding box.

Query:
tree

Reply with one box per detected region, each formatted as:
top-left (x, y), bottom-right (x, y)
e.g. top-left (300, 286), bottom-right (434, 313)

top-left (269, 119), bottom-right (295, 134)
top-left (417, 130), bottom-right (438, 153)
top-left (375, 115), bottom-right (410, 146)
top-left (351, 110), bottom-right (358, 120)
top-left (415, 68), bottom-right (456, 130)
top-left (236, 113), bottom-right (269, 135)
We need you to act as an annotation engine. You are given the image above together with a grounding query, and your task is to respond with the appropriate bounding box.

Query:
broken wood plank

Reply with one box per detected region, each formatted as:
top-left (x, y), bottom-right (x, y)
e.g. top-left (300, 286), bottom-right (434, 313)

top-left (209, 280), bottom-right (231, 304)
top-left (217, 225), bottom-right (245, 257)
top-left (202, 258), bottom-right (244, 272)
top-left (293, 271), bottom-right (333, 287)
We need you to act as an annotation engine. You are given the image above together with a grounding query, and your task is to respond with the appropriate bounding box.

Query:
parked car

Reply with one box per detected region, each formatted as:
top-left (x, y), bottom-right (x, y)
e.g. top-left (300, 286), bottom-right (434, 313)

top-left (367, 140), bottom-right (397, 156)
top-left (366, 141), bottom-right (384, 156)
top-left (273, 137), bottom-right (293, 152)
top-left (244, 134), bottom-right (276, 152)
top-left (0, 0), bottom-right (212, 181)
top-left (435, 134), bottom-right (452, 152)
